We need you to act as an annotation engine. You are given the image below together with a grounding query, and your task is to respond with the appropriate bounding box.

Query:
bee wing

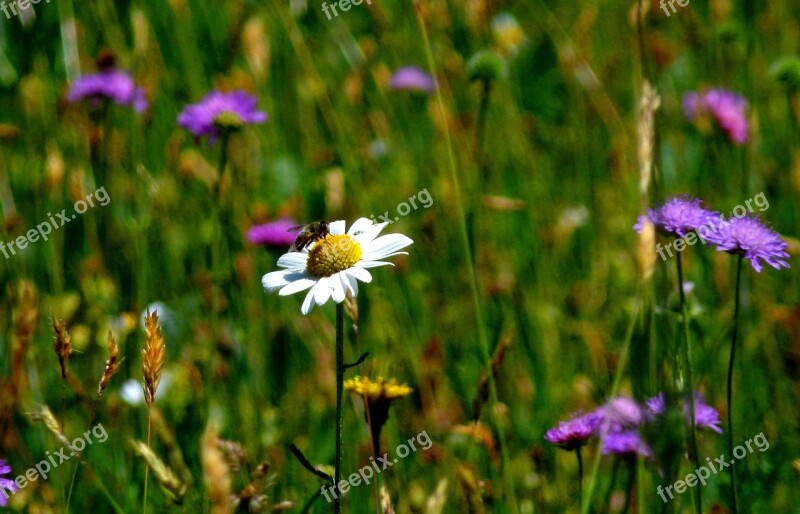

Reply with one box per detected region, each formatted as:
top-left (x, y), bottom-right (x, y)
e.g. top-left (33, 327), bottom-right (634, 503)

top-left (287, 225), bottom-right (306, 232)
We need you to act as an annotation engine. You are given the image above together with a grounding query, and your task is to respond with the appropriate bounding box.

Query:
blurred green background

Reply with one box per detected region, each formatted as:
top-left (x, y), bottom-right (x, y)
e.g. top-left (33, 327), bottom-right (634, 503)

top-left (0, 0), bottom-right (799, 512)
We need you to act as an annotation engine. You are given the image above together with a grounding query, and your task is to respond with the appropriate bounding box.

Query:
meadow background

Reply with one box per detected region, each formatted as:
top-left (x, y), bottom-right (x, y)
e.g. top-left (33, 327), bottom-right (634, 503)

top-left (0, 0), bottom-right (799, 512)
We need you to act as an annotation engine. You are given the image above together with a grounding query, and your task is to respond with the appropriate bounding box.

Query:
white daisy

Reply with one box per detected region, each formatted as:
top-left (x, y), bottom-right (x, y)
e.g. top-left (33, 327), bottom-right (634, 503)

top-left (262, 218), bottom-right (413, 315)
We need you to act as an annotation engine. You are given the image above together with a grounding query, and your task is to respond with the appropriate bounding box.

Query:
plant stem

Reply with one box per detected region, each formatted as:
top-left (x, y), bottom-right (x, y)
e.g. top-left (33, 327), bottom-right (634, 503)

top-left (676, 253), bottom-right (702, 514)
top-left (576, 447), bottom-right (584, 505)
top-left (727, 254), bottom-right (743, 513)
top-left (581, 296), bottom-right (642, 514)
top-left (334, 302), bottom-right (344, 514)
top-left (143, 407), bottom-right (151, 514)
top-left (211, 131), bottom-right (230, 346)
top-left (475, 77), bottom-right (492, 183)
top-left (413, 4), bottom-right (519, 512)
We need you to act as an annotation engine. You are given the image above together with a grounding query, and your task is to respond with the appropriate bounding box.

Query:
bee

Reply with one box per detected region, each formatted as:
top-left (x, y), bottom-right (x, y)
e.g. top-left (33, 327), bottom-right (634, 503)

top-left (288, 221), bottom-right (331, 252)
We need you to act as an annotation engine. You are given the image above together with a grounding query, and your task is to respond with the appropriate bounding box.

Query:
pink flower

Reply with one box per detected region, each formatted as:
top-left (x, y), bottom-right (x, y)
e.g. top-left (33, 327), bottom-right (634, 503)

top-left (683, 88), bottom-right (748, 144)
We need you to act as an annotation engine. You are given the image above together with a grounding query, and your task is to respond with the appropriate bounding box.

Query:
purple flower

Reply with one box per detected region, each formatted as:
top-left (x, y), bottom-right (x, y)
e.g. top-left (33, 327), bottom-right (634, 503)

top-left (247, 219), bottom-right (300, 247)
top-left (67, 68), bottom-right (148, 112)
top-left (178, 90), bottom-right (267, 143)
top-left (705, 215), bottom-right (790, 272)
top-left (645, 392), bottom-right (666, 416)
top-left (634, 195), bottom-right (719, 239)
top-left (0, 459), bottom-right (17, 506)
top-left (544, 412), bottom-right (602, 450)
top-left (389, 67), bottom-right (436, 93)
top-left (689, 393), bottom-right (723, 434)
top-left (602, 430), bottom-right (652, 458)
top-left (683, 89), bottom-right (748, 144)
top-left (596, 396), bottom-right (644, 433)
top-left (645, 392), bottom-right (723, 434)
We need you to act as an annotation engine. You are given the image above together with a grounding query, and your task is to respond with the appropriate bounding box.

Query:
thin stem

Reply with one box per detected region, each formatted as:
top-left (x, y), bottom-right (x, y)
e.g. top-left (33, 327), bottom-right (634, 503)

top-left (143, 407), bottom-right (152, 514)
top-left (581, 296), bottom-right (642, 514)
top-left (621, 459), bottom-right (636, 514)
top-left (475, 78), bottom-right (492, 182)
top-left (727, 254), bottom-right (743, 513)
top-left (334, 303), bottom-right (344, 514)
top-left (676, 253), bottom-right (702, 514)
top-left (576, 447), bottom-right (584, 505)
top-left (353, 318), bottom-right (381, 514)
top-left (211, 131), bottom-right (230, 346)
top-left (413, 4), bottom-right (519, 512)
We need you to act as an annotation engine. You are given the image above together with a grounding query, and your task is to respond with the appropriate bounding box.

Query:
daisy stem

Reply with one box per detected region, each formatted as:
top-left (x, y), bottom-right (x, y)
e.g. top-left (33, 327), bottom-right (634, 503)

top-left (413, 4), bottom-right (519, 512)
top-left (727, 254), bottom-right (743, 514)
top-left (334, 302), bottom-right (344, 514)
top-left (676, 253), bottom-right (702, 514)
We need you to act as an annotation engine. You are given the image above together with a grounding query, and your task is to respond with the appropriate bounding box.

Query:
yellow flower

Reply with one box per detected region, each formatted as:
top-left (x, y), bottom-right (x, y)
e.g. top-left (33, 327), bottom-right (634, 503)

top-left (344, 376), bottom-right (413, 402)
top-left (345, 376), bottom-right (413, 457)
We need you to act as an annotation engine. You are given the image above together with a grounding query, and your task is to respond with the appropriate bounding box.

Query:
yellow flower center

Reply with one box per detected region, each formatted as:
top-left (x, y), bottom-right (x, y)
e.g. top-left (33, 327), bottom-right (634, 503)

top-left (306, 234), bottom-right (362, 277)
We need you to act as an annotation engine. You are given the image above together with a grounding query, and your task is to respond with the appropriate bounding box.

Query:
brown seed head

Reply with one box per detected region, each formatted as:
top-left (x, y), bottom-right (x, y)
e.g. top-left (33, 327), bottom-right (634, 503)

top-left (98, 330), bottom-right (123, 398)
top-left (52, 315), bottom-right (73, 380)
top-left (142, 309), bottom-right (166, 406)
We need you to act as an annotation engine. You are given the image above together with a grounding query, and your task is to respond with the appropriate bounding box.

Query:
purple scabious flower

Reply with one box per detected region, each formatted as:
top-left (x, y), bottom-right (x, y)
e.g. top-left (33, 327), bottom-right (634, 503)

top-left (0, 459), bottom-right (17, 506)
top-left (178, 90), bottom-right (267, 143)
top-left (683, 89), bottom-right (748, 144)
top-left (601, 430), bottom-right (652, 458)
top-left (646, 392), bottom-right (723, 434)
top-left (688, 393), bottom-right (723, 434)
top-left (705, 215), bottom-right (790, 272)
top-left (645, 392), bottom-right (666, 417)
top-left (247, 219), bottom-right (300, 247)
top-left (544, 412), bottom-right (602, 450)
top-left (634, 195), bottom-right (719, 239)
top-left (67, 68), bottom-right (148, 112)
top-left (596, 396), bottom-right (644, 433)
top-left (389, 67), bottom-right (436, 93)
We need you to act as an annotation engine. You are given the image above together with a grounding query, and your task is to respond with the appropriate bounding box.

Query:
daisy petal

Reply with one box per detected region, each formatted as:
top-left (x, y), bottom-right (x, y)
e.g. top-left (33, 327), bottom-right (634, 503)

top-left (346, 266), bottom-right (373, 283)
top-left (362, 234), bottom-right (414, 260)
top-left (330, 273), bottom-right (346, 303)
top-left (302, 289), bottom-right (316, 315)
top-left (352, 222), bottom-right (388, 245)
top-left (338, 272), bottom-right (354, 297)
top-left (313, 278), bottom-right (332, 306)
top-left (328, 220), bottom-right (346, 235)
top-left (279, 277), bottom-right (318, 296)
top-left (262, 270), bottom-right (293, 291)
top-left (347, 217), bottom-right (374, 237)
top-left (357, 260), bottom-right (396, 269)
top-left (277, 252), bottom-right (309, 269)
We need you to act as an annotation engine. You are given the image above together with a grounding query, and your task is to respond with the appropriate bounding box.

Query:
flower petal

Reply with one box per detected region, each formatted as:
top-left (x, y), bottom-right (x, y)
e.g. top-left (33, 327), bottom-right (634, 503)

top-left (262, 270), bottom-right (293, 291)
top-left (277, 252), bottom-right (309, 269)
top-left (313, 277), bottom-right (332, 306)
top-left (328, 220), bottom-right (346, 235)
top-left (356, 260), bottom-right (396, 269)
top-left (301, 289), bottom-right (316, 315)
top-left (330, 273), bottom-right (346, 303)
top-left (352, 221), bottom-right (388, 245)
top-left (361, 234), bottom-right (413, 260)
top-left (347, 217), bottom-right (374, 237)
top-left (278, 276), bottom-right (318, 296)
top-left (346, 266), bottom-right (373, 283)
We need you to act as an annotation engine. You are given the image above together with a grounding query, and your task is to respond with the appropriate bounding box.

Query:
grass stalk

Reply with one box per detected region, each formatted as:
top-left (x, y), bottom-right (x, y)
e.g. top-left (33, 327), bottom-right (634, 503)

top-left (412, 3), bottom-right (519, 512)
